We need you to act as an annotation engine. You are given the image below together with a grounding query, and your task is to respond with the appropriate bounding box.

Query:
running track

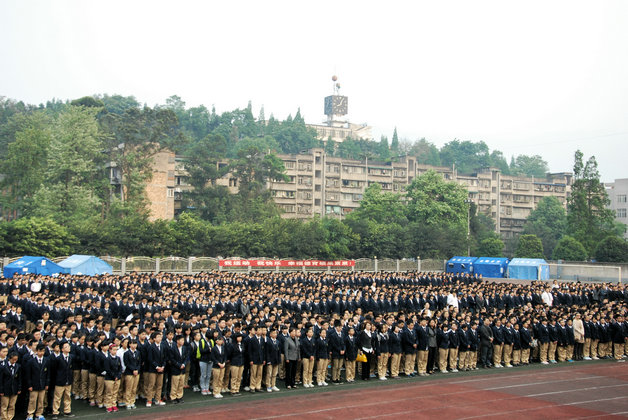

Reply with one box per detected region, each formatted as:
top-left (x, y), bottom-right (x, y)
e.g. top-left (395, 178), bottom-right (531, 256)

top-left (83, 362), bottom-right (628, 419)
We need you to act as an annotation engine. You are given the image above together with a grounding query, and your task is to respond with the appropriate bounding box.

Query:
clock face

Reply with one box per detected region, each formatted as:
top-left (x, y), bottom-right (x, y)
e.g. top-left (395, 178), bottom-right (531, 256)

top-left (324, 95), bottom-right (348, 116)
top-left (333, 96), bottom-right (348, 116)
top-left (324, 96), bottom-right (333, 116)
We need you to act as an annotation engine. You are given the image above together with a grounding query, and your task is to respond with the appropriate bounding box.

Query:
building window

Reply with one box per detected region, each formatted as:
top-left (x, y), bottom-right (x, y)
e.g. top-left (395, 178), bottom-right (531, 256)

top-left (618, 195), bottom-right (627, 203)
top-left (229, 178), bottom-right (237, 187)
top-left (284, 161), bottom-right (296, 169)
top-left (167, 188), bottom-right (174, 198)
top-left (617, 208), bottom-right (627, 218)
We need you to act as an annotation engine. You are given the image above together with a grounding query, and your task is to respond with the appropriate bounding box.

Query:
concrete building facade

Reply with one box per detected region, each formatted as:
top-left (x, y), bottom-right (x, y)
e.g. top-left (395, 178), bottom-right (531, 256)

top-left (605, 178), bottom-right (628, 239)
top-left (173, 147), bottom-right (572, 239)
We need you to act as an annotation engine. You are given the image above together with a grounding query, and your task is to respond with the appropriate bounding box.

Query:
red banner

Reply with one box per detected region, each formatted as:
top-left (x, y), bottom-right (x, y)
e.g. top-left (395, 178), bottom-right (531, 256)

top-left (219, 259), bottom-right (355, 267)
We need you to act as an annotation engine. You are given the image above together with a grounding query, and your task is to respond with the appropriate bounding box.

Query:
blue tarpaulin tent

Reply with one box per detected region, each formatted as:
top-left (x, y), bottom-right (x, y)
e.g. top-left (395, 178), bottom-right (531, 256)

top-left (507, 258), bottom-right (550, 280)
top-left (474, 257), bottom-right (509, 278)
top-left (445, 256), bottom-right (478, 274)
top-left (3, 256), bottom-right (68, 278)
top-left (58, 255), bottom-right (113, 276)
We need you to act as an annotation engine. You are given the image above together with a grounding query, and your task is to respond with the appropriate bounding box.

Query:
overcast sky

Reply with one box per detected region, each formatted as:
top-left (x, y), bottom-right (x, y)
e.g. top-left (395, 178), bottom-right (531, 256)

top-left (1, 1), bottom-right (627, 181)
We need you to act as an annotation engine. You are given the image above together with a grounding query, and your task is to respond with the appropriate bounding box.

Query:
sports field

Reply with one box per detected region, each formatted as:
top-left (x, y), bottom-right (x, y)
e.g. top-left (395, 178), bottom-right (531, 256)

top-left (73, 359), bottom-right (628, 419)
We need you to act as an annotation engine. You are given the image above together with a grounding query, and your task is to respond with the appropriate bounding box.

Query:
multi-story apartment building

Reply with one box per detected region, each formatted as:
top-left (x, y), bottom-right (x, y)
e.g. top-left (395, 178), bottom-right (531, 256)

top-left (173, 147), bottom-right (572, 239)
top-left (605, 178), bottom-right (628, 239)
top-left (109, 149), bottom-right (177, 222)
top-left (261, 148), bottom-right (572, 239)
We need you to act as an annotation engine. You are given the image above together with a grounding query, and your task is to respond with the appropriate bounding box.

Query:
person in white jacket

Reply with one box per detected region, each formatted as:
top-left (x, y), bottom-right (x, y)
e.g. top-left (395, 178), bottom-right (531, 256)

top-left (541, 287), bottom-right (553, 306)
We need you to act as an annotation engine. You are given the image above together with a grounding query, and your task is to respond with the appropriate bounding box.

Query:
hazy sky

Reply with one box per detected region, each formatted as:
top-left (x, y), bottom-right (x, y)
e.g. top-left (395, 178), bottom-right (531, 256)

top-left (1, 1), bottom-right (627, 181)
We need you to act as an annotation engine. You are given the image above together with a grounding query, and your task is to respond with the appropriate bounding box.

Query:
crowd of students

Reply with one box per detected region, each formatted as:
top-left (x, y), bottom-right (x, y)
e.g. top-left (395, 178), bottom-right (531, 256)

top-left (0, 270), bottom-right (627, 420)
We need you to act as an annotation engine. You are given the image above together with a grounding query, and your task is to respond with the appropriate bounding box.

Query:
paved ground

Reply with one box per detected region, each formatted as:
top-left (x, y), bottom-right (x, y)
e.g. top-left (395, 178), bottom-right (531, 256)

top-left (67, 358), bottom-right (628, 419)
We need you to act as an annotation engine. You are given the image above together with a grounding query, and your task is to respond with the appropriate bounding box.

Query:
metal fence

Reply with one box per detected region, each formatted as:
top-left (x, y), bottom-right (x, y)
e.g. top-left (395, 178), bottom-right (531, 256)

top-left (8, 256), bottom-right (623, 281)
top-left (1, 256), bottom-right (443, 275)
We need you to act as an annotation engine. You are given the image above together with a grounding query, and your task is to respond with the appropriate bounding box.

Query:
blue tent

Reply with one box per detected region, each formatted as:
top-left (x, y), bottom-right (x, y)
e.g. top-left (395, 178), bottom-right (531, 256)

top-left (58, 255), bottom-right (113, 276)
top-left (474, 257), bottom-right (509, 278)
top-left (507, 258), bottom-right (550, 280)
top-left (445, 256), bottom-right (478, 274)
top-left (3, 256), bottom-right (68, 278)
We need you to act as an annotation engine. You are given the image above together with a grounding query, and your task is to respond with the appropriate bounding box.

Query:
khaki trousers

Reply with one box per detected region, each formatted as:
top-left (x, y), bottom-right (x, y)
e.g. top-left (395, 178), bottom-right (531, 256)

top-left (88, 373), bottom-right (97, 402)
top-left (145, 373), bottom-right (163, 402)
top-left (170, 374), bottom-right (185, 400)
top-left (278, 354), bottom-right (286, 379)
top-left (539, 342), bottom-right (549, 362)
top-left (469, 350), bottom-right (478, 368)
top-left (557, 346), bottom-right (567, 362)
top-left (502, 344), bottom-right (513, 365)
top-left (249, 364), bottom-right (263, 390)
top-left (615, 343), bottom-right (625, 359)
top-left (230, 365), bottom-right (244, 393)
top-left (598, 342), bottom-right (609, 358)
top-left (390, 353), bottom-right (402, 377)
top-left (124, 374), bottom-right (139, 406)
top-left (548, 342), bottom-right (558, 361)
top-left (404, 353), bottom-right (416, 375)
top-left (72, 370), bottom-right (81, 397)
top-left (512, 349), bottom-right (521, 365)
top-left (438, 348), bottom-right (449, 372)
top-left (521, 348), bottom-right (530, 364)
top-left (458, 351), bottom-right (467, 370)
top-left (95, 376), bottom-right (105, 405)
top-left (80, 369), bottom-right (89, 399)
top-left (345, 360), bottom-right (356, 381)
top-left (1, 395), bottom-right (17, 420)
top-left (223, 362), bottom-right (231, 391)
top-left (27, 389), bottom-right (46, 417)
top-left (302, 358), bottom-right (314, 385)
top-left (212, 367), bottom-right (225, 396)
top-left (377, 353), bottom-right (389, 378)
top-left (264, 364), bottom-right (278, 388)
top-left (567, 345), bottom-right (574, 360)
top-left (492, 344), bottom-right (503, 365)
top-left (590, 339), bottom-right (599, 358)
top-left (417, 350), bottom-right (428, 374)
top-left (316, 359), bottom-right (328, 383)
top-left (583, 338), bottom-right (591, 358)
top-left (331, 358), bottom-right (344, 381)
top-left (448, 348), bottom-right (458, 371)
top-left (104, 379), bottom-right (120, 409)
top-left (52, 384), bottom-right (72, 415)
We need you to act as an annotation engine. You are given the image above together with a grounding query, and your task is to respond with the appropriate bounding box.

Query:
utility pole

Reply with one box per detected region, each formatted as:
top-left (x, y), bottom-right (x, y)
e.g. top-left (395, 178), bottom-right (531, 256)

top-left (465, 199), bottom-right (474, 256)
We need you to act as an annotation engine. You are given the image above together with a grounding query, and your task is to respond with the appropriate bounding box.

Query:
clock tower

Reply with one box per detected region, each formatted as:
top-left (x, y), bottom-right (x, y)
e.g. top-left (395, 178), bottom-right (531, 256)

top-left (307, 75), bottom-right (372, 143)
top-left (324, 75), bottom-right (348, 124)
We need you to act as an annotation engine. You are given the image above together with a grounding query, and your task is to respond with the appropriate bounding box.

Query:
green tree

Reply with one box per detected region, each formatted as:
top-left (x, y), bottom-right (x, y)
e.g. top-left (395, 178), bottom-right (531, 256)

top-left (552, 235), bottom-right (587, 261)
top-left (510, 155), bottom-right (549, 177)
top-left (346, 183), bottom-right (406, 226)
top-left (0, 218), bottom-right (76, 257)
top-left (70, 96), bottom-right (104, 108)
top-left (96, 94), bottom-right (140, 115)
top-left (29, 106), bottom-right (103, 226)
top-left (594, 236), bottom-right (628, 262)
top-left (515, 234), bottom-right (544, 258)
top-left (405, 170), bottom-right (468, 230)
top-left (567, 150), bottom-right (617, 255)
top-left (477, 237), bottom-right (504, 257)
top-left (390, 128), bottom-right (400, 152)
top-left (523, 196), bottom-right (567, 259)
top-left (489, 150), bottom-right (510, 174)
top-left (0, 112), bottom-right (52, 216)
top-left (408, 138), bottom-right (441, 166)
top-left (439, 140), bottom-right (491, 174)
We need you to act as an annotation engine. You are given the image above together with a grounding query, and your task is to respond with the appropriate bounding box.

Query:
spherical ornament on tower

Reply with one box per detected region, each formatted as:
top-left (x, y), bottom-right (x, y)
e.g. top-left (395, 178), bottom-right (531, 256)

top-left (332, 75), bottom-right (338, 82)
